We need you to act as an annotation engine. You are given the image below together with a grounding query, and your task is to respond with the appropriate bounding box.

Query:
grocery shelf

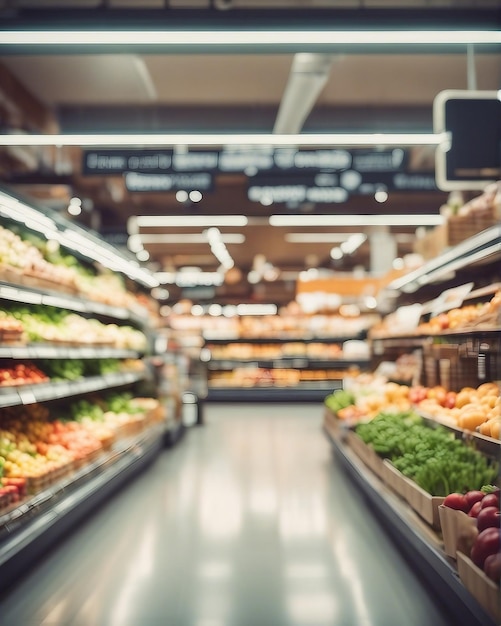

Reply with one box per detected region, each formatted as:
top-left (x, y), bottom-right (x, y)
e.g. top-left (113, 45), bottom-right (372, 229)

top-left (371, 327), bottom-right (501, 343)
top-left (0, 281), bottom-right (150, 327)
top-left (207, 357), bottom-right (369, 370)
top-left (0, 344), bottom-right (141, 360)
top-left (418, 410), bottom-right (501, 459)
top-left (0, 371), bottom-right (146, 407)
top-left (385, 225), bottom-right (501, 295)
top-left (0, 422), bottom-right (167, 593)
top-left (206, 381), bottom-right (343, 402)
top-left (324, 425), bottom-right (497, 626)
top-left (203, 334), bottom-right (366, 344)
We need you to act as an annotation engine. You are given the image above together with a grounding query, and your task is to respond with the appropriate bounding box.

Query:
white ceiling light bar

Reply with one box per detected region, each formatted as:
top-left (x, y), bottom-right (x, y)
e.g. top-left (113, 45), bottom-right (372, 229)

top-left (138, 234), bottom-right (245, 244)
top-left (270, 214), bottom-right (444, 227)
top-left (135, 215), bottom-right (248, 228)
top-left (0, 30), bottom-right (499, 47)
top-left (0, 132), bottom-right (445, 148)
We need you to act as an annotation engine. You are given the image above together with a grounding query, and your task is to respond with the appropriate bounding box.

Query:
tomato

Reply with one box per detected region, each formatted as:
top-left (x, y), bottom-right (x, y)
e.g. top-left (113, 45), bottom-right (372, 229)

top-left (443, 493), bottom-right (468, 512)
top-left (471, 527), bottom-right (501, 569)
top-left (468, 501), bottom-right (483, 518)
top-left (443, 391), bottom-right (457, 409)
top-left (477, 506), bottom-right (501, 532)
top-left (481, 493), bottom-right (500, 510)
top-left (464, 490), bottom-right (485, 511)
top-left (484, 552), bottom-right (501, 582)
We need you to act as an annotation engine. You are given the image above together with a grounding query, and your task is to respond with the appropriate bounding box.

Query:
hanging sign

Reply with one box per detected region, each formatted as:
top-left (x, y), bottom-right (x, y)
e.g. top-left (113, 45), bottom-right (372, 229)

top-left (83, 149), bottom-right (173, 174)
top-left (124, 172), bottom-right (213, 192)
top-left (434, 90), bottom-right (501, 191)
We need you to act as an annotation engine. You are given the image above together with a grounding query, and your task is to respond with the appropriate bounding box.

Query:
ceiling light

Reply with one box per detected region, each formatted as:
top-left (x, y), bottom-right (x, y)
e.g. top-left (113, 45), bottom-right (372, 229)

top-left (189, 190), bottom-right (203, 203)
top-left (136, 215), bottom-right (248, 228)
top-left (136, 249), bottom-right (150, 261)
top-left (330, 247), bottom-right (344, 261)
top-left (1, 30), bottom-right (498, 47)
top-left (269, 214), bottom-right (444, 227)
top-left (139, 233), bottom-right (245, 244)
top-left (374, 190), bottom-right (389, 203)
top-left (0, 132), bottom-right (445, 148)
top-left (236, 304), bottom-right (278, 316)
top-left (340, 233), bottom-right (367, 255)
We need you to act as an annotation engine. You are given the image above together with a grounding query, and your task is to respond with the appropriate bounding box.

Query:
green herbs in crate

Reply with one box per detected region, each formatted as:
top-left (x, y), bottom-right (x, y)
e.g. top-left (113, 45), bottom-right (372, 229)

top-left (355, 412), bottom-right (498, 496)
top-left (324, 389), bottom-right (356, 414)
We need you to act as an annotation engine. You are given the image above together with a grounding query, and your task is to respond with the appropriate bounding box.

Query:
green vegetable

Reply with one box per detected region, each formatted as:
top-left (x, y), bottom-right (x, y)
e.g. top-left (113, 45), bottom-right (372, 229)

top-left (324, 389), bottom-right (356, 413)
top-left (355, 412), bottom-right (498, 496)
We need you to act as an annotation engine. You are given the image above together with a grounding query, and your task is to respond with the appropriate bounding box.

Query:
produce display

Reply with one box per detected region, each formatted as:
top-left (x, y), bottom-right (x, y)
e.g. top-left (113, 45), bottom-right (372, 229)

top-left (0, 362), bottom-right (49, 386)
top-left (370, 289), bottom-right (501, 338)
top-left (207, 341), bottom-right (344, 360)
top-left (0, 393), bottom-right (162, 506)
top-left (209, 366), bottom-right (360, 388)
top-left (354, 412), bottom-right (497, 496)
top-left (0, 305), bottom-right (147, 350)
top-left (0, 224), bottom-right (153, 319)
top-left (326, 379), bottom-right (501, 440)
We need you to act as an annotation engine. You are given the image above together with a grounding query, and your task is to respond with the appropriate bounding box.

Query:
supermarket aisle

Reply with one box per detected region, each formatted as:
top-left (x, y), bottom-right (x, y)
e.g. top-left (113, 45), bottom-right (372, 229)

top-left (1, 404), bottom-right (455, 626)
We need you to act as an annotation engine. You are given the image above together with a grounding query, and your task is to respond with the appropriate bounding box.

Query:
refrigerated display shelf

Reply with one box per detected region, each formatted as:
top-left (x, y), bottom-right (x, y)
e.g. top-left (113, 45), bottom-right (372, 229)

top-left (0, 371), bottom-right (146, 407)
top-left (0, 281), bottom-right (150, 327)
top-left (0, 345), bottom-right (141, 360)
top-left (371, 327), bottom-right (501, 343)
top-left (207, 357), bottom-right (369, 370)
top-left (203, 334), bottom-right (366, 344)
top-left (0, 422), bottom-right (166, 593)
top-left (207, 381), bottom-right (343, 402)
top-left (323, 424), bottom-right (497, 626)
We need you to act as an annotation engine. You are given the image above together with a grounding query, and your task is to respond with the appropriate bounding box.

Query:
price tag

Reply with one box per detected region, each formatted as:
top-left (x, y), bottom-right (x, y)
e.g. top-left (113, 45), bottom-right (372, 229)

top-left (18, 388), bottom-right (37, 405)
top-left (292, 359), bottom-right (308, 369)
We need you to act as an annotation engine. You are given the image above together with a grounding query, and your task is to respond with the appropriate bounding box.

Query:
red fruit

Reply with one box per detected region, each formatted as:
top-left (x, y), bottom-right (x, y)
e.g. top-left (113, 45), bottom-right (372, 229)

top-left (477, 507), bottom-right (501, 532)
top-left (471, 527), bottom-right (501, 569)
top-left (468, 501), bottom-right (483, 518)
top-left (484, 552), bottom-right (501, 582)
top-left (464, 490), bottom-right (485, 511)
top-left (443, 493), bottom-right (468, 512)
top-left (481, 493), bottom-right (500, 510)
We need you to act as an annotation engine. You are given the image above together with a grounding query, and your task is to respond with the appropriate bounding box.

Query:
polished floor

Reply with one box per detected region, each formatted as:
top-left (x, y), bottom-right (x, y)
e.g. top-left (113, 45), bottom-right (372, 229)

top-left (1, 404), bottom-right (456, 626)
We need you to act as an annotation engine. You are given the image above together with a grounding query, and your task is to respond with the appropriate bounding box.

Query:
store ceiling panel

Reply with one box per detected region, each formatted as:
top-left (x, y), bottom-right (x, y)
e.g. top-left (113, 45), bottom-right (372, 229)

top-left (0, 1), bottom-right (499, 303)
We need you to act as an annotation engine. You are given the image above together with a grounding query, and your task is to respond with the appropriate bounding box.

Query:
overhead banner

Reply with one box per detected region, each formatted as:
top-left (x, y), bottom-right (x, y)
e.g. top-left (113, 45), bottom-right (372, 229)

top-left (247, 170), bottom-right (437, 203)
top-left (83, 148), bottom-right (409, 176)
top-left (124, 172), bottom-right (213, 192)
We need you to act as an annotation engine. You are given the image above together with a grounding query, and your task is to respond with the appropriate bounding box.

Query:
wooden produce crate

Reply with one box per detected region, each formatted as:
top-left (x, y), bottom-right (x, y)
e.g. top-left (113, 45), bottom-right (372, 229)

top-left (457, 551), bottom-right (501, 623)
top-left (382, 459), bottom-right (444, 528)
top-left (345, 430), bottom-right (386, 480)
top-left (447, 210), bottom-right (498, 246)
top-left (438, 505), bottom-right (477, 558)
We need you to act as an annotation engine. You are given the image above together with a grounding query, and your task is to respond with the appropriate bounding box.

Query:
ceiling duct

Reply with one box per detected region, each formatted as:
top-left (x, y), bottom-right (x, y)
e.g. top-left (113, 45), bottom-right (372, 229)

top-left (273, 53), bottom-right (333, 134)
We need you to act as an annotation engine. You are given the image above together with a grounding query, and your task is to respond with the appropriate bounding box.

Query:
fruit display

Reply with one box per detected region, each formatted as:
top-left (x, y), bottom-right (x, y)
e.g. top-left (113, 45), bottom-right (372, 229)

top-left (207, 341), bottom-right (344, 360)
top-left (0, 312), bottom-right (25, 343)
top-left (0, 225), bottom-right (78, 291)
top-left (209, 366), bottom-right (360, 388)
top-left (0, 362), bottom-right (49, 386)
top-left (326, 377), bottom-right (501, 439)
top-left (370, 289), bottom-right (501, 338)
top-left (0, 393), bottom-right (162, 503)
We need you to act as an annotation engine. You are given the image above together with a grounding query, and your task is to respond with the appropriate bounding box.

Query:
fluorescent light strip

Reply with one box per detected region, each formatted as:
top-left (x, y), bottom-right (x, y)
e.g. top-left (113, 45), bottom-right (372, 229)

top-left (0, 133), bottom-right (445, 148)
top-left (136, 215), bottom-right (248, 227)
top-left (270, 214), bottom-right (444, 227)
top-left (139, 234), bottom-right (245, 244)
top-left (1, 30), bottom-right (499, 46)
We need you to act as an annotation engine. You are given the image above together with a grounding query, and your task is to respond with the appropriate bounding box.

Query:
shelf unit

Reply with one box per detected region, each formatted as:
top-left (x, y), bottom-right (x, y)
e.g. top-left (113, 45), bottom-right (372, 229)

top-left (0, 201), bottom-right (174, 592)
top-left (325, 225), bottom-right (501, 623)
top-left (324, 421), bottom-right (497, 626)
top-left (203, 336), bottom-right (369, 402)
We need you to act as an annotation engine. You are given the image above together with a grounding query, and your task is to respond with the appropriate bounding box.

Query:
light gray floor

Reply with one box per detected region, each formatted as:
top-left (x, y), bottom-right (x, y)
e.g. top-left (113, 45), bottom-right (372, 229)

top-left (0, 403), bottom-right (455, 626)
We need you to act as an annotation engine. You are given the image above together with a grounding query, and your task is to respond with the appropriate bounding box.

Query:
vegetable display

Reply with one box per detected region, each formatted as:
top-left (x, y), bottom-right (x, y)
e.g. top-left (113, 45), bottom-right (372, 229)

top-left (355, 412), bottom-right (498, 496)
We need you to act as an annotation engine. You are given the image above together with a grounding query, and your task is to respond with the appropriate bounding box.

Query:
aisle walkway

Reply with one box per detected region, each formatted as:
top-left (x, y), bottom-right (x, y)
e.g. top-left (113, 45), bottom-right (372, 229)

top-left (1, 404), bottom-right (455, 626)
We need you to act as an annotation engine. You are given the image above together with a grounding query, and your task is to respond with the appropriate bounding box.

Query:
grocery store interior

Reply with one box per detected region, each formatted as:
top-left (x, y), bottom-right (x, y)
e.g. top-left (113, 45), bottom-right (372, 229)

top-left (0, 1), bottom-right (500, 625)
